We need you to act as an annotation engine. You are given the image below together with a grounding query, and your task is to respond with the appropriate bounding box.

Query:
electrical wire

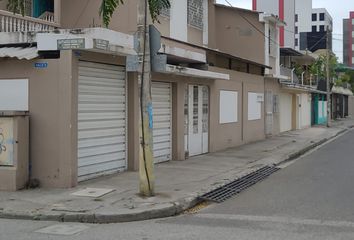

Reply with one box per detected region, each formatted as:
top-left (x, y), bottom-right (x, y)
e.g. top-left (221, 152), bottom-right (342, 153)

top-left (222, 0), bottom-right (339, 48)
top-left (223, 0), bottom-right (281, 47)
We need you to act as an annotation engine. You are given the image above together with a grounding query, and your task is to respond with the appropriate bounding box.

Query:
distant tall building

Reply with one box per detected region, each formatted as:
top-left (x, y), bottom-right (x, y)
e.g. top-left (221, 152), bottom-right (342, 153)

top-left (253, 0), bottom-right (295, 49)
top-left (253, 1), bottom-right (332, 53)
top-left (343, 11), bottom-right (354, 67)
top-left (294, 0), bottom-right (312, 50)
top-left (300, 8), bottom-right (333, 52)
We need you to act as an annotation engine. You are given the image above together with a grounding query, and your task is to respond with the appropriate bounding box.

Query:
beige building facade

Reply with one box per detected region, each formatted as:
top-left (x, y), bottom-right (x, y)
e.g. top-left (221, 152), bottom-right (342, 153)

top-left (0, 1), bottom-right (272, 188)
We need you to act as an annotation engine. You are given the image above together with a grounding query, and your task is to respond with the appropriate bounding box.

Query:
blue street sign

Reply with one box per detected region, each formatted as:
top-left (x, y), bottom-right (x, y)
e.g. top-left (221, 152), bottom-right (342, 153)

top-left (34, 62), bottom-right (48, 69)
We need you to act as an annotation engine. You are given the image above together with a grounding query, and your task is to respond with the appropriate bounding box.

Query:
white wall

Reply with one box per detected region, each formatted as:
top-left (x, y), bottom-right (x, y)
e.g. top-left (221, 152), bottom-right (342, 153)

top-left (300, 93), bottom-right (311, 129)
top-left (256, 0), bottom-right (295, 49)
top-left (0, 79), bottom-right (29, 111)
top-left (256, 0), bottom-right (278, 16)
top-left (311, 8), bottom-right (333, 31)
top-left (279, 93), bottom-right (292, 132)
top-left (284, 0), bottom-right (295, 49)
top-left (170, 0), bottom-right (188, 41)
top-left (220, 90), bottom-right (238, 124)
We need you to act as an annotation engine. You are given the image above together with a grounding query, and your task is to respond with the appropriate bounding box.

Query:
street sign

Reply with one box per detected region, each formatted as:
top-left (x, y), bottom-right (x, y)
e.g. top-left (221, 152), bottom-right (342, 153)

top-left (93, 39), bottom-right (109, 51)
top-left (34, 62), bottom-right (48, 69)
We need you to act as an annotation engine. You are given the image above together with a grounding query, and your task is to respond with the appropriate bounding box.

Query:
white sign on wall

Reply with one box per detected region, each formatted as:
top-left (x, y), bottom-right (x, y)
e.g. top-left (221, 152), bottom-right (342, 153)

top-left (219, 90), bottom-right (238, 124)
top-left (0, 79), bottom-right (29, 111)
top-left (257, 93), bottom-right (264, 102)
top-left (248, 92), bottom-right (262, 121)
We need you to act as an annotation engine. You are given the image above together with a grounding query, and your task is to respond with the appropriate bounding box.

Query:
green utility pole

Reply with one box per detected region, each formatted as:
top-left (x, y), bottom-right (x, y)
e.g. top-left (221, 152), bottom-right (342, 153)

top-left (137, 0), bottom-right (155, 197)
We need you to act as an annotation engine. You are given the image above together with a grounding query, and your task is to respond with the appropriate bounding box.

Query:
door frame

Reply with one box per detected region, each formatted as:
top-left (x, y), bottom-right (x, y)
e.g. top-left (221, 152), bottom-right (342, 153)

top-left (77, 60), bottom-right (128, 181)
top-left (185, 84), bottom-right (210, 158)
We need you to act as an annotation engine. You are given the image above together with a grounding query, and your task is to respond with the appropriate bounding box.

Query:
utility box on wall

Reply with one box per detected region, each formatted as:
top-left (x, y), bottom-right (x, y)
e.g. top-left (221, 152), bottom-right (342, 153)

top-left (0, 112), bottom-right (29, 191)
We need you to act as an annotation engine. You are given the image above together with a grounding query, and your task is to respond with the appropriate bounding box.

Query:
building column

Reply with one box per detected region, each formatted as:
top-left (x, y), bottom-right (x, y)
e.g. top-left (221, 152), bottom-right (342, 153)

top-left (172, 82), bottom-right (186, 161)
top-left (54, 0), bottom-right (61, 24)
top-left (127, 72), bottom-right (140, 171)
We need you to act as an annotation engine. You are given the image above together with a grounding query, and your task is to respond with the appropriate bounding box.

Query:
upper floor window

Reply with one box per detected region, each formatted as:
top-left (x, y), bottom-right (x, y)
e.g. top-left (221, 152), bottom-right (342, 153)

top-left (295, 38), bottom-right (298, 47)
top-left (295, 26), bottom-right (298, 34)
top-left (312, 13), bottom-right (317, 21)
top-left (187, 0), bottom-right (204, 30)
top-left (319, 13), bottom-right (325, 21)
top-left (295, 14), bottom-right (298, 22)
top-left (312, 26), bottom-right (317, 32)
top-left (320, 25), bottom-right (325, 32)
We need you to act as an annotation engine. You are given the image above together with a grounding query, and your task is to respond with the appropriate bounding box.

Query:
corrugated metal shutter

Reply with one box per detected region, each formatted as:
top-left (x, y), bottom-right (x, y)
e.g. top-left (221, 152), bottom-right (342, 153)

top-left (78, 61), bottom-right (127, 181)
top-left (152, 82), bottom-right (172, 163)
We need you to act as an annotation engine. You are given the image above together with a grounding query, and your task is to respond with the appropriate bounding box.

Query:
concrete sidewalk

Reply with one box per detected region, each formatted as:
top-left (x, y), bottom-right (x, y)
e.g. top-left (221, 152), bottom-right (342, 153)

top-left (0, 119), bottom-right (353, 223)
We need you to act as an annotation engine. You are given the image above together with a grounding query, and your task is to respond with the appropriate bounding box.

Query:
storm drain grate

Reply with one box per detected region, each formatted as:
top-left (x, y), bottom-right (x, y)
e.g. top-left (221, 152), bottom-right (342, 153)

top-left (199, 165), bottom-right (280, 203)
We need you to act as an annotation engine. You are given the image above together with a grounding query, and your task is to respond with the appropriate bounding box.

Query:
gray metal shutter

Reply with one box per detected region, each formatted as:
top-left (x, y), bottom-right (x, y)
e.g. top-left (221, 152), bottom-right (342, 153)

top-left (78, 61), bottom-right (127, 181)
top-left (152, 82), bottom-right (172, 163)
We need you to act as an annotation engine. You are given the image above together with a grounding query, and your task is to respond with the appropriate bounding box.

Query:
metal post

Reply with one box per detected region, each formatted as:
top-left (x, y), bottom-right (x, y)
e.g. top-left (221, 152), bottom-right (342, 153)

top-left (291, 68), bottom-right (295, 83)
top-left (301, 72), bottom-right (305, 85)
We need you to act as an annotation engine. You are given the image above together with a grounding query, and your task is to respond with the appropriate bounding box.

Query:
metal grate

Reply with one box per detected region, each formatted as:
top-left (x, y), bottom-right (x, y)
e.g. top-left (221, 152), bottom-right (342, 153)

top-left (199, 166), bottom-right (280, 203)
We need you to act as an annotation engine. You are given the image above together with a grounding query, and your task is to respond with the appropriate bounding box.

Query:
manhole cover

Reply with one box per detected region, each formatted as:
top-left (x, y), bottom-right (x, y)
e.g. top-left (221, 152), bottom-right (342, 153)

top-left (71, 188), bottom-right (115, 198)
top-left (35, 224), bottom-right (89, 236)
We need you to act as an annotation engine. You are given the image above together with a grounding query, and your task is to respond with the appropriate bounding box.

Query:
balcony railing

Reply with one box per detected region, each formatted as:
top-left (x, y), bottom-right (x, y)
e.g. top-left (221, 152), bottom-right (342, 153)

top-left (280, 66), bottom-right (300, 84)
top-left (0, 10), bottom-right (59, 33)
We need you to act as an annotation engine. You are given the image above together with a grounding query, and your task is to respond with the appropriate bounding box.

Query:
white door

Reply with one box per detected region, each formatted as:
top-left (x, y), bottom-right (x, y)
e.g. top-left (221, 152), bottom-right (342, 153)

top-left (77, 61), bottom-right (127, 181)
top-left (296, 94), bottom-right (302, 129)
top-left (279, 93), bottom-right (293, 132)
top-left (265, 90), bottom-right (273, 135)
top-left (152, 82), bottom-right (172, 163)
top-left (187, 85), bottom-right (209, 157)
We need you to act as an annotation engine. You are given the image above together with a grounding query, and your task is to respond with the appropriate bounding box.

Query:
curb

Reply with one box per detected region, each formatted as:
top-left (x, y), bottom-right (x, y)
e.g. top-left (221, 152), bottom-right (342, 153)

top-left (278, 128), bottom-right (348, 166)
top-left (0, 127), bottom-right (351, 224)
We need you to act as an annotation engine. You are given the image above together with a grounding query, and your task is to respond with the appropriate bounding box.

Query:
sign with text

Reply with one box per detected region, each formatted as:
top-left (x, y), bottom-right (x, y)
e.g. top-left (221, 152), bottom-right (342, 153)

top-left (93, 39), bottom-right (109, 51)
top-left (57, 38), bottom-right (85, 50)
top-left (34, 62), bottom-right (48, 69)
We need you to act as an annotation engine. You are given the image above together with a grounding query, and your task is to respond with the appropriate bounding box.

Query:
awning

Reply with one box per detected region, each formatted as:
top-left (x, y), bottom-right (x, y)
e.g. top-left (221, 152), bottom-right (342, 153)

top-left (332, 86), bottom-right (353, 96)
top-left (281, 82), bottom-right (326, 94)
top-left (0, 46), bottom-right (38, 60)
top-left (280, 47), bottom-right (303, 56)
top-left (161, 64), bottom-right (230, 80)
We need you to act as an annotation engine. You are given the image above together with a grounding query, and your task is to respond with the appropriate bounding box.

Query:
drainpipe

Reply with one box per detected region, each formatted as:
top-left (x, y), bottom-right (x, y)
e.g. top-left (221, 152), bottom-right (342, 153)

top-left (301, 72), bottom-right (305, 85)
top-left (291, 68), bottom-right (295, 84)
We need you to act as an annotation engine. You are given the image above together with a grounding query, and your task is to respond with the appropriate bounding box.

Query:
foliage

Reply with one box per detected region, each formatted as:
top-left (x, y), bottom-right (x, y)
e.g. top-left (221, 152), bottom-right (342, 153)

top-left (308, 54), bottom-right (338, 81)
top-left (5, 0), bottom-right (171, 27)
top-left (99, 0), bottom-right (124, 28)
top-left (336, 69), bottom-right (354, 91)
top-left (2, 0), bottom-right (25, 15)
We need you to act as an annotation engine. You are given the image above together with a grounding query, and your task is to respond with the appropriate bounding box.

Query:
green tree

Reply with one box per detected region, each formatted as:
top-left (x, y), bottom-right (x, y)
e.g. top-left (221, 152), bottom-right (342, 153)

top-left (5, 0), bottom-right (171, 197)
top-left (309, 54), bottom-right (338, 82)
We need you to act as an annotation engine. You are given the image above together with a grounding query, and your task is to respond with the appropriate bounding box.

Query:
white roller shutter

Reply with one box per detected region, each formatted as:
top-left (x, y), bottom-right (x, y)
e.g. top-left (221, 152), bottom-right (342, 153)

top-left (152, 82), bottom-right (172, 163)
top-left (78, 61), bottom-right (127, 181)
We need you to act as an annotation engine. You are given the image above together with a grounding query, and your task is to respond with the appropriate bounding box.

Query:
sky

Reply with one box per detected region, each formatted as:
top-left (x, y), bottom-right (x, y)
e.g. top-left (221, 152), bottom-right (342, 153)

top-left (216, 0), bottom-right (354, 63)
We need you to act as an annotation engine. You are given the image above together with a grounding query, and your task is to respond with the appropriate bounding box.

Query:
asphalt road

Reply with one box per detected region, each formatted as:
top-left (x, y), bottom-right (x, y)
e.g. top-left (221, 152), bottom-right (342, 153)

top-left (1, 130), bottom-right (354, 240)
